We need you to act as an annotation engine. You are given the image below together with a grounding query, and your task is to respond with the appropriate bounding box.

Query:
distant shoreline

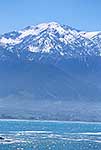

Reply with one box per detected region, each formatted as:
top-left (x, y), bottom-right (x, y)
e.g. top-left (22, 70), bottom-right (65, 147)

top-left (0, 119), bottom-right (101, 124)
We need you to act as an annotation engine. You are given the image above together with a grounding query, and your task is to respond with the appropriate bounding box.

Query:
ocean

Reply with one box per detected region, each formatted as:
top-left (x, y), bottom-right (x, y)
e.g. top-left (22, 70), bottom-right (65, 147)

top-left (0, 120), bottom-right (101, 150)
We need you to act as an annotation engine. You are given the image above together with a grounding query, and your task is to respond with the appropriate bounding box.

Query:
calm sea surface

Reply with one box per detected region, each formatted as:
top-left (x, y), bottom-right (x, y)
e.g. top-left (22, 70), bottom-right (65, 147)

top-left (0, 120), bottom-right (101, 150)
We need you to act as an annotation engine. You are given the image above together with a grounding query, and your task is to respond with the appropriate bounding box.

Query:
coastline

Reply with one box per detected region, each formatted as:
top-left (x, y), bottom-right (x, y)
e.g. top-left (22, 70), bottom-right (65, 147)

top-left (0, 119), bottom-right (101, 124)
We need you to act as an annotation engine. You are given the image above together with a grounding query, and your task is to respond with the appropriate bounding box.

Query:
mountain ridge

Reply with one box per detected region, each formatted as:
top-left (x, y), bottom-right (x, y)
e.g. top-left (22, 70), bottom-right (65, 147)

top-left (0, 22), bottom-right (101, 63)
top-left (0, 22), bottom-right (101, 121)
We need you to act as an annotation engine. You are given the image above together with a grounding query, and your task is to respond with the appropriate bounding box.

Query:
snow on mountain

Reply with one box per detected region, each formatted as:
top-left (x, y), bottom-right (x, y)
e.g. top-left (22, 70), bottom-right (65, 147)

top-left (80, 31), bottom-right (100, 39)
top-left (0, 37), bottom-right (21, 45)
top-left (0, 22), bottom-right (101, 121)
top-left (0, 22), bottom-right (101, 62)
top-left (91, 33), bottom-right (101, 51)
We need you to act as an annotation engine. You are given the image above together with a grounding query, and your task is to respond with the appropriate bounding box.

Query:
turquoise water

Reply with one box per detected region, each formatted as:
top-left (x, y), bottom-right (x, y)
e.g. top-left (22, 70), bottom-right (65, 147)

top-left (0, 120), bottom-right (101, 150)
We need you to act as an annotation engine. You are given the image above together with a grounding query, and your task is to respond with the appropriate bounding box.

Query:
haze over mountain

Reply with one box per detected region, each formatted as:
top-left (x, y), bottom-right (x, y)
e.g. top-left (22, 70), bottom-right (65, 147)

top-left (0, 22), bottom-right (101, 121)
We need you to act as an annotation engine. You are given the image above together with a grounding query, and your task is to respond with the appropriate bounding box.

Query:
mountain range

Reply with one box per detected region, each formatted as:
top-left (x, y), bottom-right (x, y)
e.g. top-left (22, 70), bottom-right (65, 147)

top-left (0, 22), bottom-right (101, 121)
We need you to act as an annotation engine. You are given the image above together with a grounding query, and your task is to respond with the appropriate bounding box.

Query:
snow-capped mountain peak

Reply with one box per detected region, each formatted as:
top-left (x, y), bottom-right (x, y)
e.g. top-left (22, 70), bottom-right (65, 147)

top-left (0, 22), bottom-right (101, 62)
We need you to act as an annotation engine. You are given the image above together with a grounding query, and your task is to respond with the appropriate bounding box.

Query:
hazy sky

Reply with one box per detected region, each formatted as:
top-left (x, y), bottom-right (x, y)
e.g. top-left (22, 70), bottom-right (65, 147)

top-left (0, 0), bottom-right (101, 34)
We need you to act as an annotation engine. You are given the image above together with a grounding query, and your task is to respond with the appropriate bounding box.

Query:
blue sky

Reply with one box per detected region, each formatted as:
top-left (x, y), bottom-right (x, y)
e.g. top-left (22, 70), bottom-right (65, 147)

top-left (0, 0), bottom-right (101, 34)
